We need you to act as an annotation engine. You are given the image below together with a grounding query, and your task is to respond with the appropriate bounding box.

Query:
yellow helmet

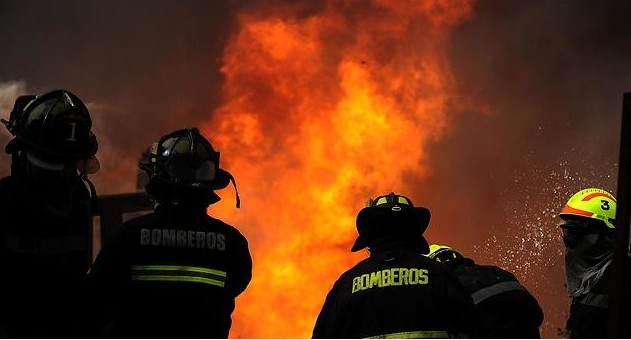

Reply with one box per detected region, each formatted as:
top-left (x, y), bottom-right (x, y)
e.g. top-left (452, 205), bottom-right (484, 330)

top-left (559, 188), bottom-right (616, 229)
top-left (427, 244), bottom-right (464, 263)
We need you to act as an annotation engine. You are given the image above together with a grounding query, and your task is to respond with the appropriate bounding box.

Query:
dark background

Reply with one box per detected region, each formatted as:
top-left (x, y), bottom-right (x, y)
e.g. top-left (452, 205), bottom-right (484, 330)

top-left (1, 0), bottom-right (629, 337)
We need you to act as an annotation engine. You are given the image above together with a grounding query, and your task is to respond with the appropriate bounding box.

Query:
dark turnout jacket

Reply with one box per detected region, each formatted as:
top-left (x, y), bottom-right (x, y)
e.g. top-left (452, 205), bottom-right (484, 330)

top-left (89, 205), bottom-right (252, 338)
top-left (446, 258), bottom-right (543, 338)
top-left (0, 176), bottom-right (94, 337)
top-left (313, 243), bottom-right (478, 339)
top-left (566, 265), bottom-right (611, 338)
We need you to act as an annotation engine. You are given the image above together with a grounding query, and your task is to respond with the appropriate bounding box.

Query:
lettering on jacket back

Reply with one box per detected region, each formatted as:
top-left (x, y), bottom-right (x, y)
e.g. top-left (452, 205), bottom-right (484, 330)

top-left (352, 268), bottom-right (429, 293)
top-left (139, 228), bottom-right (226, 251)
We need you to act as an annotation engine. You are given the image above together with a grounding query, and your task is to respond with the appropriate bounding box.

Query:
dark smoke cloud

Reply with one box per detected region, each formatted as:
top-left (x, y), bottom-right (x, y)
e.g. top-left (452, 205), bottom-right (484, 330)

top-left (417, 0), bottom-right (631, 336)
top-left (0, 0), bottom-right (234, 192)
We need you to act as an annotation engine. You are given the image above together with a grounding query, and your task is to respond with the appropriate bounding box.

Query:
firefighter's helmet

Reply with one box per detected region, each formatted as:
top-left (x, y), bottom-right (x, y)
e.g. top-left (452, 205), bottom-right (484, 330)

top-left (427, 244), bottom-right (465, 263)
top-left (2, 89), bottom-right (99, 173)
top-left (559, 188), bottom-right (616, 229)
top-left (141, 128), bottom-right (240, 207)
top-left (352, 192), bottom-right (430, 252)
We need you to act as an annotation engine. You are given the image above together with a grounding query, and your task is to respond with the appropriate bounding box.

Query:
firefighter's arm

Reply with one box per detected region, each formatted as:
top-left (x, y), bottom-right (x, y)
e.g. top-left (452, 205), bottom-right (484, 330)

top-left (87, 227), bottom-right (128, 330)
top-left (312, 281), bottom-right (342, 339)
top-left (227, 232), bottom-right (252, 297)
top-left (445, 275), bottom-right (481, 338)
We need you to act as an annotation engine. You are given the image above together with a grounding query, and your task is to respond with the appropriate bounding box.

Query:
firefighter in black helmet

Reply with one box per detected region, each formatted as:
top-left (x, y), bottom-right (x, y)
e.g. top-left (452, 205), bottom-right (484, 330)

top-left (89, 128), bottom-right (252, 338)
top-left (427, 244), bottom-right (544, 338)
top-left (0, 89), bottom-right (99, 337)
top-left (313, 193), bottom-right (478, 338)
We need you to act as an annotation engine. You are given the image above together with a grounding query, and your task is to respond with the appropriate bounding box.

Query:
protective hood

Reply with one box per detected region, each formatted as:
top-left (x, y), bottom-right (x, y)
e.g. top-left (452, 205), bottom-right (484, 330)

top-left (564, 232), bottom-right (613, 297)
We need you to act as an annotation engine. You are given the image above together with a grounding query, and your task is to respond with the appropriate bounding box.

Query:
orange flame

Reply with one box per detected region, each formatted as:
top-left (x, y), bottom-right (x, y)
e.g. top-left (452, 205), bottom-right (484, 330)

top-left (201, 0), bottom-right (474, 337)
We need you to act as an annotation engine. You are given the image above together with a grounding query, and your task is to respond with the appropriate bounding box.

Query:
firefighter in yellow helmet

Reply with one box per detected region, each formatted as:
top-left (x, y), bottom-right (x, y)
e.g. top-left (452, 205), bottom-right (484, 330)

top-left (558, 188), bottom-right (616, 338)
top-left (313, 193), bottom-right (479, 338)
top-left (427, 244), bottom-right (543, 338)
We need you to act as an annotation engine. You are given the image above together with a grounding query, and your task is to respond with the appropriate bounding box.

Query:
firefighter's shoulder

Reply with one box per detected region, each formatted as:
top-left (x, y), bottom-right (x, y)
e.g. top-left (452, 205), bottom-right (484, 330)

top-left (119, 212), bottom-right (250, 252)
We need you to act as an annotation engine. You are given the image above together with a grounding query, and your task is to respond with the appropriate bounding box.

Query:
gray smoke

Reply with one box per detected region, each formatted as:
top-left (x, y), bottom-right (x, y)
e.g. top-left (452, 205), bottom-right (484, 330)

top-left (419, 0), bottom-right (630, 336)
top-left (0, 0), bottom-right (234, 192)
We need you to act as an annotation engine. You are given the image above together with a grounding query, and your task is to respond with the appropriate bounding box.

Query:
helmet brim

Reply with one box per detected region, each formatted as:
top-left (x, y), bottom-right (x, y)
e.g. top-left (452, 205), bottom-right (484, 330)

top-left (203, 168), bottom-right (232, 190)
top-left (351, 206), bottom-right (431, 252)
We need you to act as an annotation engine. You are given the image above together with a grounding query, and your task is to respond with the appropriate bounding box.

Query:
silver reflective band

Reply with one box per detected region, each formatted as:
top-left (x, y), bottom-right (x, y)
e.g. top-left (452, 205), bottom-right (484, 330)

top-left (578, 293), bottom-right (609, 308)
top-left (26, 152), bottom-right (65, 171)
top-left (365, 331), bottom-right (449, 339)
top-left (470, 281), bottom-right (524, 305)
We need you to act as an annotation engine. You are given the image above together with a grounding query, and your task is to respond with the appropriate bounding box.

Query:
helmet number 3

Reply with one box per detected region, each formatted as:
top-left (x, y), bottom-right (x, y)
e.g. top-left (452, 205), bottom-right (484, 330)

top-left (67, 122), bottom-right (77, 142)
top-left (601, 200), bottom-right (610, 211)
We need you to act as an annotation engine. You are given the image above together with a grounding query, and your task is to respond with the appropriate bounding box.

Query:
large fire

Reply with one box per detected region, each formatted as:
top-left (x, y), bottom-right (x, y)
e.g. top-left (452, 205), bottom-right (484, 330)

top-left (200, 0), bottom-right (475, 337)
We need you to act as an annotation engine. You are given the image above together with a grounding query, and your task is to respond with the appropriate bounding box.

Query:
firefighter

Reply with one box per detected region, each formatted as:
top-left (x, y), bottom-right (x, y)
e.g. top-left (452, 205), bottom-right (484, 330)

top-left (0, 89), bottom-right (100, 337)
top-left (558, 188), bottom-right (616, 338)
top-left (313, 193), bottom-right (478, 339)
top-left (427, 244), bottom-right (544, 338)
top-left (89, 127), bottom-right (251, 338)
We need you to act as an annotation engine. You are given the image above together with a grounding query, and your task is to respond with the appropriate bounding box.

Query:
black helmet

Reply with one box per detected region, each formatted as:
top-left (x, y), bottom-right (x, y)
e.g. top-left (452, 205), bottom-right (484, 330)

top-left (352, 192), bottom-right (430, 252)
top-left (3, 89), bottom-right (98, 162)
top-left (141, 128), bottom-right (240, 207)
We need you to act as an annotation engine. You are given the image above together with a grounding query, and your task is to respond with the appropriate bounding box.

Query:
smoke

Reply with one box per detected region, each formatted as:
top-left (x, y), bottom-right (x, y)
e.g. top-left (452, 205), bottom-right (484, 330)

top-left (0, 0), bottom-right (234, 192)
top-left (420, 0), bottom-right (631, 336)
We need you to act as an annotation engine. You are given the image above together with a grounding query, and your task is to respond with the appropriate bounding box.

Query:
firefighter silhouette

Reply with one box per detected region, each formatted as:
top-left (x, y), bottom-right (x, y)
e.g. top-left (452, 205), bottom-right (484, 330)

top-left (313, 193), bottom-right (479, 338)
top-left (0, 89), bottom-right (99, 337)
top-left (89, 128), bottom-right (251, 338)
top-left (558, 188), bottom-right (616, 338)
top-left (427, 244), bottom-right (544, 338)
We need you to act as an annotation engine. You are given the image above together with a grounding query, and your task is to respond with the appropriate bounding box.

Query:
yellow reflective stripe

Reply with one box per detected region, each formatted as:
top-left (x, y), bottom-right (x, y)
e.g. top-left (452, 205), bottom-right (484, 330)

top-left (365, 331), bottom-right (449, 339)
top-left (132, 275), bottom-right (225, 287)
top-left (131, 265), bottom-right (226, 277)
top-left (398, 197), bottom-right (410, 205)
top-left (376, 197), bottom-right (388, 205)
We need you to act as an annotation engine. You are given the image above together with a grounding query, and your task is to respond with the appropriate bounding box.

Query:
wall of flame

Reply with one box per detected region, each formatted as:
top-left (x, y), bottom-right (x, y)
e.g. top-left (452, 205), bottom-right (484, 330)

top-left (201, 0), bottom-right (474, 337)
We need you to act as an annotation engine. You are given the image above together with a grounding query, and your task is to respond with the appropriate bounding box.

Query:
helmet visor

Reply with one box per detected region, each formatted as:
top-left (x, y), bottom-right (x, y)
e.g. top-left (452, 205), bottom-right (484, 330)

top-left (165, 157), bottom-right (217, 183)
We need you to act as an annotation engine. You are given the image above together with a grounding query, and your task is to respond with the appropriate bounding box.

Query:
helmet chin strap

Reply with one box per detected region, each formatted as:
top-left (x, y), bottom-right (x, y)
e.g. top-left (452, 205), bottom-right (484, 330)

top-left (80, 172), bottom-right (98, 214)
top-left (224, 171), bottom-right (241, 209)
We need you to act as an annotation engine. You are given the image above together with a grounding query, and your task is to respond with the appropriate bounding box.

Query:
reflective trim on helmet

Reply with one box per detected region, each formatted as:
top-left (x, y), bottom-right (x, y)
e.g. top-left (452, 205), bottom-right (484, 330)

top-left (577, 293), bottom-right (609, 308)
top-left (582, 192), bottom-right (617, 202)
top-left (132, 265), bottom-right (226, 287)
top-left (398, 197), bottom-right (410, 205)
top-left (470, 281), bottom-right (524, 305)
top-left (559, 205), bottom-right (594, 218)
top-left (364, 331), bottom-right (449, 339)
top-left (25, 151), bottom-right (66, 171)
top-left (375, 197), bottom-right (388, 206)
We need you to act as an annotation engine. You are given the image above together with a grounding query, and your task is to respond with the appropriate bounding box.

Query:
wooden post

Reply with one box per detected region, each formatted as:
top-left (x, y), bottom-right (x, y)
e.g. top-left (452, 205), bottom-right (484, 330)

top-left (608, 92), bottom-right (631, 338)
